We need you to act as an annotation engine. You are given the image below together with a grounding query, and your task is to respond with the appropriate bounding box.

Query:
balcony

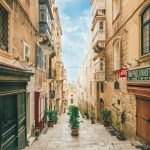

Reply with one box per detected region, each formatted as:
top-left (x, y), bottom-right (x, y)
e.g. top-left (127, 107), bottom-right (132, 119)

top-left (92, 0), bottom-right (105, 17)
top-left (49, 90), bottom-right (55, 99)
top-left (94, 72), bottom-right (105, 81)
top-left (49, 68), bottom-right (56, 79)
top-left (39, 0), bottom-right (53, 18)
top-left (92, 31), bottom-right (105, 53)
top-left (39, 22), bottom-right (51, 40)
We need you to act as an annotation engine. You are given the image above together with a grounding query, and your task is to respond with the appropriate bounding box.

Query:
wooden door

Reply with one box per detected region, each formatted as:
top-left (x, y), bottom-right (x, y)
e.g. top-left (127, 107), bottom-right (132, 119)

top-left (136, 99), bottom-right (150, 144)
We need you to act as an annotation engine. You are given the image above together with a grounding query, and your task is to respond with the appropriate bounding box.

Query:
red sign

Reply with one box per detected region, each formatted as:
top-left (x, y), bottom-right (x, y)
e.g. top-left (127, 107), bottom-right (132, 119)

top-left (120, 67), bottom-right (127, 78)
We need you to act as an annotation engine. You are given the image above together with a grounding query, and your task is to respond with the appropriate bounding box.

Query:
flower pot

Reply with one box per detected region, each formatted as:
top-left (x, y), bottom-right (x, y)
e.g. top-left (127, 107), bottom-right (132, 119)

top-left (116, 132), bottom-right (126, 141)
top-left (48, 120), bottom-right (54, 127)
top-left (103, 121), bottom-right (110, 127)
top-left (71, 128), bottom-right (79, 136)
top-left (91, 120), bottom-right (95, 124)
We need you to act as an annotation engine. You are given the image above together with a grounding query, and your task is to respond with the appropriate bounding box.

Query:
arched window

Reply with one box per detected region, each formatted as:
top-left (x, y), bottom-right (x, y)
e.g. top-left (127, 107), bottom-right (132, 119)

top-left (141, 6), bottom-right (150, 55)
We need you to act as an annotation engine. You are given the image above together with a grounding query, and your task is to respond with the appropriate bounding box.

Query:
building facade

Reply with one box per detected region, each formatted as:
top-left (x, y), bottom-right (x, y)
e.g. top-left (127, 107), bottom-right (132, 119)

top-left (0, 0), bottom-right (65, 149)
top-left (87, 0), bottom-right (150, 145)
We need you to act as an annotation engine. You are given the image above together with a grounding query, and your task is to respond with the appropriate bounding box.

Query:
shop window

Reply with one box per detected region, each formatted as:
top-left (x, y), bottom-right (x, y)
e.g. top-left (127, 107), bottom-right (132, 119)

top-left (113, 39), bottom-right (121, 70)
top-left (23, 42), bottom-right (30, 63)
top-left (141, 6), bottom-right (150, 55)
top-left (112, 0), bottom-right (121, 20)
top-left (0, 4), bottom-right (8, 51)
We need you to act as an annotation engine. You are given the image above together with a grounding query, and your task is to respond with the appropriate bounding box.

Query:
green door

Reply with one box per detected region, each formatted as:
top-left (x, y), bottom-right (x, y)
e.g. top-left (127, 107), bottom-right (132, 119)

top-left (0, 95), bottom-right (18, 150)
top-left (17, 93), bottom-right (26, 150)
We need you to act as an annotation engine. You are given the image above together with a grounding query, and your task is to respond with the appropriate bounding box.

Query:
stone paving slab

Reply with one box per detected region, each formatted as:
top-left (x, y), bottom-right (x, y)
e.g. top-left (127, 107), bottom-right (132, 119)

top-left (24, 114), bottom-right (139, 150)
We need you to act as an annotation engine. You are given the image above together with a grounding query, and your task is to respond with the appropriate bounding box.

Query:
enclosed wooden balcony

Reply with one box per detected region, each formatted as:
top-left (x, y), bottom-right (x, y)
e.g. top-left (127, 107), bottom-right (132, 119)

top-left (92, 31), bottom-right (105, 53)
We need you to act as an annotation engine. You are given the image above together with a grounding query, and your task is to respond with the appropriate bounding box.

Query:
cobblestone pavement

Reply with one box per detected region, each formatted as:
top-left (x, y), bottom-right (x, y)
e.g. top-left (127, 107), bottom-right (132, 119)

top-left (24, 114), bottom-right (138, 150)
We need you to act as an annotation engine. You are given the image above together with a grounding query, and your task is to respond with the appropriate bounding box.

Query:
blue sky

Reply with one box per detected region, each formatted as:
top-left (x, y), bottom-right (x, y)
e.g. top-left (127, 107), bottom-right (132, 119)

top-left (55, 0), bottom-right (91, 81)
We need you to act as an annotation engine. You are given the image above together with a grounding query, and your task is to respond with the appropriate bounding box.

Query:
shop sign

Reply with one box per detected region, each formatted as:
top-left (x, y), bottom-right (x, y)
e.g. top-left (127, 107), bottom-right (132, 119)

top-left (120, 67), bottom-right (127, 78)
top-left (127, 67), bottom-right (150, 81)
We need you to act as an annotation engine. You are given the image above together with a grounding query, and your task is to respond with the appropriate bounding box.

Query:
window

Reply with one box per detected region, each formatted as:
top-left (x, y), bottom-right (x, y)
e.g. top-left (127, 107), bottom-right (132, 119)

top-left (71, 99), bottom-right (73, 104)
top-left (39, 5), bottom-right (47, 22)
top-left (114, 80), bottom-right (119, 89)
top-left (23, 42), bottom-right (30, 62)
top-left (0, 4), bottom-right (8, 51)
top-left (113, 39), bottom-right (121, 70)
top-left (141, 6), bottom-right (150, 55)
top-left (99, 21), bottom-right (103, 30)
top-left (36, 44), bottom-right (46, 69)
top-left (112, 0), bottom-right (120, 20)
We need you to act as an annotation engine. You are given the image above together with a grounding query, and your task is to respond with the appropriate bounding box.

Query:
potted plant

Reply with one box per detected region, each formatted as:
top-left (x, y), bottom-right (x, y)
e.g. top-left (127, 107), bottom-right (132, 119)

top-left (34, 128), bottom-right (40, 140)
top-left (53, 110), bottom-right (58, 124)
top-left (91, 112), bottom-right (96, 124)
top-left (115, 120), bottom-right (126, 140)
top-left (47, 109), bottom-right (54, 127)
top-left (101, 109), bottom-right (111, 127)
top-left (68, 105), bottom-right (80, 136)
top-left (84, 110), bottom-right (89, 119)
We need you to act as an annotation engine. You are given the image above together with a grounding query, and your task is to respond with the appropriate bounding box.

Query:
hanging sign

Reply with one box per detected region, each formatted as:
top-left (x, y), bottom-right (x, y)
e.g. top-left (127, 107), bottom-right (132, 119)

top-left (120, 67), bottom-right (127, 78)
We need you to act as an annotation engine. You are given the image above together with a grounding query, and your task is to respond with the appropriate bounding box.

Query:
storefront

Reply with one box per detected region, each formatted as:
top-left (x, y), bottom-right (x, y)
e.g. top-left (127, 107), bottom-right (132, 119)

top-left (127, 66), bottom-right (150, 144)
top-left (35, 91), bottom-right (47, 131)
top-left (0, 63), bottom-right (33, 150)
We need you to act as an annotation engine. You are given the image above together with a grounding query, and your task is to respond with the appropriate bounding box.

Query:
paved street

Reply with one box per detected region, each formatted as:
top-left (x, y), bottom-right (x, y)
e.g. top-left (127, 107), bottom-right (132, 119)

top-left (24, 114), bottom-right (137, 150)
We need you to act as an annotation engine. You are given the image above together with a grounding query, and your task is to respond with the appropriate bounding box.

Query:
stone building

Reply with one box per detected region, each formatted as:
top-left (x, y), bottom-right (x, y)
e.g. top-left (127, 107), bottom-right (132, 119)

top-left (67, 82), bottom-right (78, 106)
top-left (0, 0), bottom-right (64, 149)
top-left (89, 0), bottom-right (150, 145)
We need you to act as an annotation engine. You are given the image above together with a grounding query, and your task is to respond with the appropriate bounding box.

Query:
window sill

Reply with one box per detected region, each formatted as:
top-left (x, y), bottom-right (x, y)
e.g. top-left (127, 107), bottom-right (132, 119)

top-left (0, 49), bottom-right (11, 59)
top-left (139, 53), bottom-right (150, 63)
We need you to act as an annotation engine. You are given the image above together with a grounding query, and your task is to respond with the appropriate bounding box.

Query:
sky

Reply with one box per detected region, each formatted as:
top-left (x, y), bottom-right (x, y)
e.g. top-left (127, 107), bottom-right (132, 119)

top-left (55, 0), bottom-right (91, 81)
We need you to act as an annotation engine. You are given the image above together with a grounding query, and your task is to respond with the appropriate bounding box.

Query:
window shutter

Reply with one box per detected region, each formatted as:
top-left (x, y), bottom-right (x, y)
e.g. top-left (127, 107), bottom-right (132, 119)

top-left (36, 44), bottom-right (40, 67)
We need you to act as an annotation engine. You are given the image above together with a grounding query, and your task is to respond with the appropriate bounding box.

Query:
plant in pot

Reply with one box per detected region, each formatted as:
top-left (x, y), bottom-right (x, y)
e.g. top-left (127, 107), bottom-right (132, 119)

top-left (34, 128), bottom-right (40, 140)
top-left (68, 105), bottom-right (80, 136)
top-left (84, 110), bottom-right (89, 119)
top-left (91, 112), bottom-right (96, 124)
top-left (101, 109), bottom-right (111, 127)
top-left (47, 109), bottom-right (54, 127)
top-left (53, 110), bottom-right (58, 124)
top-left (115, 120), bottom-right (126, 141)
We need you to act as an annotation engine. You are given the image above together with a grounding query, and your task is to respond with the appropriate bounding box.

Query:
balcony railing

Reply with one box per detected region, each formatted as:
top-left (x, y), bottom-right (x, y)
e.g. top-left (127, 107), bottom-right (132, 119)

top-left (49, 68), bottom-right (56, 79)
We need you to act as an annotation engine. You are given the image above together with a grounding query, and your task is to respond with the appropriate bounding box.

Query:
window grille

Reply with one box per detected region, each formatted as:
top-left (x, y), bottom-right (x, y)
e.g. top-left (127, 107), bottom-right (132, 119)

top-left (141, 6), bottom-right (150, 55)
top-left (114, 80), bottom-right (119, 89)
top-left (0, 4), bottom-right (8, 51)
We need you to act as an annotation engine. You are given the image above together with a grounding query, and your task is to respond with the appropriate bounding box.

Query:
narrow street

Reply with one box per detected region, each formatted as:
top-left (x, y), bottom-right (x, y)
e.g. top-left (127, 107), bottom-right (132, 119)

top-left (24, 115), bottom-right (137, 150)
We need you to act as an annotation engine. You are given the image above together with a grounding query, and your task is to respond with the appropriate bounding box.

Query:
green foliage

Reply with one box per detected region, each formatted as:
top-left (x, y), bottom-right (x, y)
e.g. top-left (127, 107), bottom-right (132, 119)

top-left (84, 110), bottom-right (89, 119)
top-left (44, 109), bottom-right (54, 121)
top-left (115, 120), bottom-right (121, 132)
top-left (53, 110), bottom-right (58, 123)
top-left (91, 112), bottom-right (96, 120)
top-left (101, 109), bottom-right (111, 122)
top-left (68, 105), bottom-right (80, 128)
